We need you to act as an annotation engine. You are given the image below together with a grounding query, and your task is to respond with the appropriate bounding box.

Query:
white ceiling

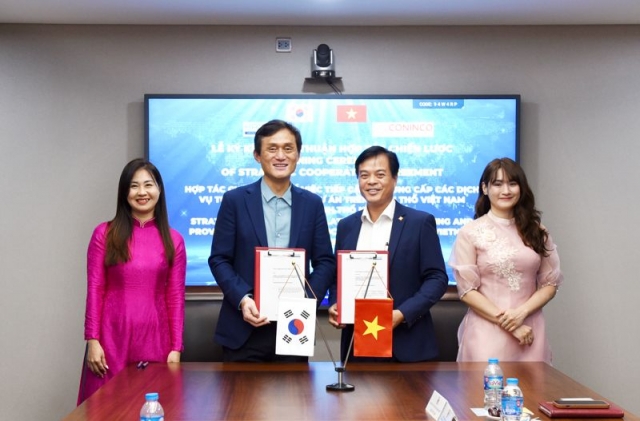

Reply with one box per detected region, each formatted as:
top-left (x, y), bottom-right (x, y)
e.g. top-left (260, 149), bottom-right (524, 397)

top-left (2, 0), bottom-right (640, 26)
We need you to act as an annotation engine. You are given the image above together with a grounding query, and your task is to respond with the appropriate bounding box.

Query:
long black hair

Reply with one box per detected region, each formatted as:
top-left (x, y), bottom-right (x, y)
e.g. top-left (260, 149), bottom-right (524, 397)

top-left (104, 158), bottom-right (175, 265)
top-left (475, 158), bottom-right (549, 257)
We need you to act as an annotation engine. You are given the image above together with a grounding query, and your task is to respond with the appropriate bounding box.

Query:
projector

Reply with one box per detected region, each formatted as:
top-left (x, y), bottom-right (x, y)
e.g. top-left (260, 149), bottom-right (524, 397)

top-left (311, 44), bottom-right (335, 79)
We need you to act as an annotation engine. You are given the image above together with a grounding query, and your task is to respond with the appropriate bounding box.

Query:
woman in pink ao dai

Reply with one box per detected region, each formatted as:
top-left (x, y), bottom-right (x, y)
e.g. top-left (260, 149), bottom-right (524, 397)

top-left (449, 158), bottom-right (562, 363)
top-left (77, 159), bottom-right (186, 404)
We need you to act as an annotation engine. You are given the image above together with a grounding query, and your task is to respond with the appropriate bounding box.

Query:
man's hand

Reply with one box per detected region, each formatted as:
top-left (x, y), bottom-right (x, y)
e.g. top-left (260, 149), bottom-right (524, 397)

top-left (328, 303), bottom-right (346, 329)
top-left (392, 309), bottom-right (405, 329)
top-left (240, 296), bottom-right (269, 327)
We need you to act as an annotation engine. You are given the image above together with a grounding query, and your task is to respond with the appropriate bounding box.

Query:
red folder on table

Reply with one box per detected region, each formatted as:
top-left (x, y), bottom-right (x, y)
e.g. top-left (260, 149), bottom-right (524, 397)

top-left (538, 401), bottom-right (624, 418)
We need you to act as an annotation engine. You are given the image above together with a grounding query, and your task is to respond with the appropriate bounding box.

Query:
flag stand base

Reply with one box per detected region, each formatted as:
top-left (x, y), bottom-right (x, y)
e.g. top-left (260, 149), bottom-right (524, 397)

top-left (326, 366), bottom-right (355, 392)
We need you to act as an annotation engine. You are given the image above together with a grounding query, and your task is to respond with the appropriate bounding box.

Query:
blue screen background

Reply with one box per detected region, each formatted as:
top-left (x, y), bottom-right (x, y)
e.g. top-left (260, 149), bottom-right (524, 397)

top-left (146, 95), bottom-right (519, 287)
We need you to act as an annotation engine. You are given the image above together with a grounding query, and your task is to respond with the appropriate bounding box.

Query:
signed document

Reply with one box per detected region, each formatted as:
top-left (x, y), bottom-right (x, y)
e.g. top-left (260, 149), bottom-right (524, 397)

top-left (336, 250), bottom-right (389, 324)
top-left (254, 247), bottom-right (307, 321)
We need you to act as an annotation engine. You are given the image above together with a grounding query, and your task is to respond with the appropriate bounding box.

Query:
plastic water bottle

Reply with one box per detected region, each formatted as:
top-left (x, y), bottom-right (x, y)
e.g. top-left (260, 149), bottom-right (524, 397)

top-left (140, 392), bottom-right (164, 421)
top-left (483, 358), bottom-right (504, 412)
top-left (501, 378), bottom-right (524, 421)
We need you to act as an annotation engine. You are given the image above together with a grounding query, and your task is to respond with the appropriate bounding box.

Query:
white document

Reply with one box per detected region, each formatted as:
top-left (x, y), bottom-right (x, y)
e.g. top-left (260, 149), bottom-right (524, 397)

top-left (255, 248), bottom-right (306, 321)
top-left (337, 250), bottom-right (389, 324)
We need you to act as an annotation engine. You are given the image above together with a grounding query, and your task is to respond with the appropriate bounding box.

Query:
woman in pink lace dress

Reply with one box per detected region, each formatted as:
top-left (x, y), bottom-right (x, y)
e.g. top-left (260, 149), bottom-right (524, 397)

top-left (449, 158), bottom-right (562, 363)
top-left (77, 159), bottom-right (186, 404)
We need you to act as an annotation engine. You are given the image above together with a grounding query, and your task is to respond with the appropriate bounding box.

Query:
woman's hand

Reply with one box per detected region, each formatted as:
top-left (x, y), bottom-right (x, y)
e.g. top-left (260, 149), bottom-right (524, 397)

top-left (498, 307), bottom-right (528, 332)
top-left (512, 325), bottom-right (534, 346)
top-left (167, 351), bottom-right (181, 363)
top-left (86, 339), bottom-right (109, 377)
top-left (500, 285), bottom-right (557, 332)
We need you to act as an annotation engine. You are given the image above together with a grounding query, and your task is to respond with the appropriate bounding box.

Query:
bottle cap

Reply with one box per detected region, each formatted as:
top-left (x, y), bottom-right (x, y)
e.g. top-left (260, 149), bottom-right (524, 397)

top-left (145, 392), bottom-right (159, 401)
top-left (506, 378), bottom-right (518, 385)
top-left (488, 358), bottom-right (499, 364)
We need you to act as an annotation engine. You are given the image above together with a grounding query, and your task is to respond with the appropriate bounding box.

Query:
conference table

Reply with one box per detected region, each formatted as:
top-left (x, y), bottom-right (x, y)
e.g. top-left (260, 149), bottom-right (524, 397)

top-left (63, 362), bottom-right (638, 420)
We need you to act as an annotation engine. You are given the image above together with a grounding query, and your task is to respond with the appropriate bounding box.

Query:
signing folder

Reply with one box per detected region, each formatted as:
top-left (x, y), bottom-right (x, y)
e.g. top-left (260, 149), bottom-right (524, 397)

top-left (337, 250), bottom-right (389, 324)
top-left (254, 247), bottom-right (306, 321)
top-left (538, 401), bottom-right (624, 418)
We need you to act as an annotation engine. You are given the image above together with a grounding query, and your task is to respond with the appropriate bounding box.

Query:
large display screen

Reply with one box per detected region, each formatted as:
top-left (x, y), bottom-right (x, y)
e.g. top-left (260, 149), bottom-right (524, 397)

top-left (145, 94), bottom-right (520, 287)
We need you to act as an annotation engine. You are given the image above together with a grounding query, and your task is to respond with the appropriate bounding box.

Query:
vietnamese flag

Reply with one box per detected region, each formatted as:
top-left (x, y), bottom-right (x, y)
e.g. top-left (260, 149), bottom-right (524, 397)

top-left (337, 105), bottom-right (367, 122)
top-left (354, 298), bottom-right (393, 357)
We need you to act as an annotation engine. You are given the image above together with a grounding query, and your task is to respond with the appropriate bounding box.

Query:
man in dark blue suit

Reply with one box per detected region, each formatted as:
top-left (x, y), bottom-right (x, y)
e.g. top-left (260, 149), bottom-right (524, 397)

top-left (328, 146), bottom-right (448, 362)
top-left (208, 120), bottom-right (335, 362)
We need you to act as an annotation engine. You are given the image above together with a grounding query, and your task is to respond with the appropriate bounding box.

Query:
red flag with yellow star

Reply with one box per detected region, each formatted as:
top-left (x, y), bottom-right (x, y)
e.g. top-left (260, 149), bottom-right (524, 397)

top-left (354, 298), bottom-right (393, 357)
top-left (336, 105), bottom-right (367, 123)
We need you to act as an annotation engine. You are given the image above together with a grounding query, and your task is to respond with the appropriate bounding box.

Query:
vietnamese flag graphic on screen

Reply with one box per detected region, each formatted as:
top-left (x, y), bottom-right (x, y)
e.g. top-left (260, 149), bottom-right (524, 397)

top-left (337, 105), bottom-right (367, 122)
top-left (354, 298), bottom-right (393, 357)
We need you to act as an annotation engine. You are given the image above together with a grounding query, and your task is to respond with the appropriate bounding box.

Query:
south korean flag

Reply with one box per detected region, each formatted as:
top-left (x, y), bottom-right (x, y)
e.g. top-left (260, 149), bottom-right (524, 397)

top-left (275, 297), bottom-right (317, 357)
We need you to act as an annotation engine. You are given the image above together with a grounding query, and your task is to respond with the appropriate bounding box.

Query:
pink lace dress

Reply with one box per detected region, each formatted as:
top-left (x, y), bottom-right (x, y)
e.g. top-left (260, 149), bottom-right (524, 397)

top-left (449, 211), bottom-right (563, 363)
top-left (77, 219), bottom-right (186, 404)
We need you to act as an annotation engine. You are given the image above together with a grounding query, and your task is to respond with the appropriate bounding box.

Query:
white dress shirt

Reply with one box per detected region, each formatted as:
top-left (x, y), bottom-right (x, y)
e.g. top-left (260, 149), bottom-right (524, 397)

top-left (356, 200), bottom-right (395, 251)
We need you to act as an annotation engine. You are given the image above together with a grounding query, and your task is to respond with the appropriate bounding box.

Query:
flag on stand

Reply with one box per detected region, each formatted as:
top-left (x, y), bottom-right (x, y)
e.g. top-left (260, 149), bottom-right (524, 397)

top-left (337, 105), bottom-right (367, 122)
top-left (354, 298), bottom-right (393, 357)
top-left (275, 297), bottom-right (317, 357)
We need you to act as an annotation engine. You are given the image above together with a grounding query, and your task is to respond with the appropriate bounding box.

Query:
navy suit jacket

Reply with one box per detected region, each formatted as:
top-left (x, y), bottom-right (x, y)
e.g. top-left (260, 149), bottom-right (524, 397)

top-left (331, 201), bottom-right (448, 362)
top-left (208, 179), bottom-right (335, 350)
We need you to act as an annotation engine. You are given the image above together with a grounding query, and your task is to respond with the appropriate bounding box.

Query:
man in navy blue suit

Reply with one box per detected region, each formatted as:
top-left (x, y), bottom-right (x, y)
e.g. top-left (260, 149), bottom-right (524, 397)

top-left (328, 146), bottom-right (448, 362)
top-left (208, 120), bottom-right (335, 362)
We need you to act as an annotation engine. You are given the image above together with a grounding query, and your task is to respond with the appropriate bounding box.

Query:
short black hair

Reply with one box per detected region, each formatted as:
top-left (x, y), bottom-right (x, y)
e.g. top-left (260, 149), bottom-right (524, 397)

top-left (354, 146), bottom-right (400, 178)
top-left (253, 119), bottom-right (302, 154)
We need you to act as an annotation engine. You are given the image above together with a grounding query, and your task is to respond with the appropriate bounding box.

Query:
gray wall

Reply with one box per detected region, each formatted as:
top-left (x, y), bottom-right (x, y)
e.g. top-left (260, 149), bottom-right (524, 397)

top-left (1, 24), bottom-right (639, 420)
